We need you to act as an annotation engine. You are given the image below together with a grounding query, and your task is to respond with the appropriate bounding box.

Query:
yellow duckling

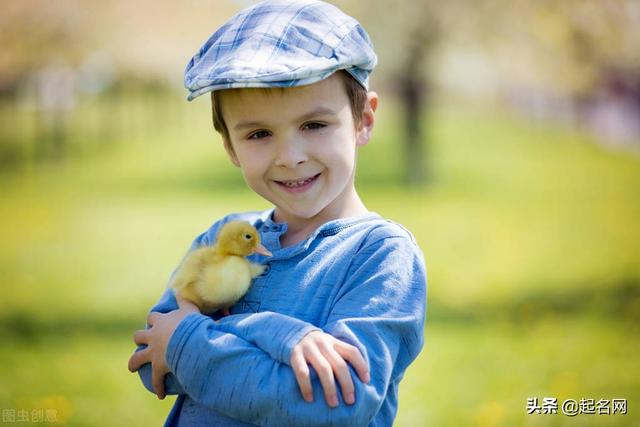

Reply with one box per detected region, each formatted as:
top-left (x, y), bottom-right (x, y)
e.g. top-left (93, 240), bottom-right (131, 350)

top-left (170, 221), bottom-right (272, 314)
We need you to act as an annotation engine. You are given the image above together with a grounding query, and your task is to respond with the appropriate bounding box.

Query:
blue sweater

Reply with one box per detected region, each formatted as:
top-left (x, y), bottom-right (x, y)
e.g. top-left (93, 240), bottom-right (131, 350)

top-left (136, 209), bottom-right (427, 426)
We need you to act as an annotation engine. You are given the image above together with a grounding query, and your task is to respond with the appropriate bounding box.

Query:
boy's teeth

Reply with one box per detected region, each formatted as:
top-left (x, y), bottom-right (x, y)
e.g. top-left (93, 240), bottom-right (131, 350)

top-left (282, 176), bottom-right (314, 187)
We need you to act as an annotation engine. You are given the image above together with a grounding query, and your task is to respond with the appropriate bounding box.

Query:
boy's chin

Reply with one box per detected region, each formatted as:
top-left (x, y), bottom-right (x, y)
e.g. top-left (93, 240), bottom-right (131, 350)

top-left (275, 204), bottom-right (327, 221)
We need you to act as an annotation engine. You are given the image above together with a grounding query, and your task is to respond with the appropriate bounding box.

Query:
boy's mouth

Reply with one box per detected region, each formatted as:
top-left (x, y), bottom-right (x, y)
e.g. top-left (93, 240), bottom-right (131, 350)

top-left (275, 173), bottom-right (321, 190)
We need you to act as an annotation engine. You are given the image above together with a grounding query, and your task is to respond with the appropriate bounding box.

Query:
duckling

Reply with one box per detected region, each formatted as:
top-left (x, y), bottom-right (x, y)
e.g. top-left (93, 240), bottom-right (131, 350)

top-left (170, 221), bottom-right (272, 314)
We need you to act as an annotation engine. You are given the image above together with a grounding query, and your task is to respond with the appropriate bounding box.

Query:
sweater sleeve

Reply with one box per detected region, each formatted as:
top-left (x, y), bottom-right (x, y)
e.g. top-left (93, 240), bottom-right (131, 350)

top-left (322, 235), bottom-right (427, 418)
top-left (164, 233), bottom-right (427, 427)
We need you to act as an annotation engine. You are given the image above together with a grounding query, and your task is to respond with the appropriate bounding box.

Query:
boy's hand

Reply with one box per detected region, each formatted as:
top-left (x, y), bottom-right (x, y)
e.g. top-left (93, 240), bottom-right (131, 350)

top-left (290, 331), bottom-right (370, 408)
top-left (127, 298), bottom-right (200, 399)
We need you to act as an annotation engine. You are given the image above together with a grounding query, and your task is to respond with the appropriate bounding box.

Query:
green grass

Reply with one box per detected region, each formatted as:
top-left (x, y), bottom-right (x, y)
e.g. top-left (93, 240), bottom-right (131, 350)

top-left (0, 90), bottom-right (639, 426)
top-left (0, 331), bottom-right (174, 426)
top-left (406, 315), bottom-right (639, 427)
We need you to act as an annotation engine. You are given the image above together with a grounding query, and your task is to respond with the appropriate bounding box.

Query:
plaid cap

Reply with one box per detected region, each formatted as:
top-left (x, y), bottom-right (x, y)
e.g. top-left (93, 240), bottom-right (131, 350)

top-left (184, 0), bottom-right (377, 101)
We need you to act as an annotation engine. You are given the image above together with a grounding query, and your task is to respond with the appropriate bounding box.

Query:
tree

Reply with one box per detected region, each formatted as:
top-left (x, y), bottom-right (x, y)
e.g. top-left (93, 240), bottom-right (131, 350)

top-left (339, 0), bottom-right (478, 186)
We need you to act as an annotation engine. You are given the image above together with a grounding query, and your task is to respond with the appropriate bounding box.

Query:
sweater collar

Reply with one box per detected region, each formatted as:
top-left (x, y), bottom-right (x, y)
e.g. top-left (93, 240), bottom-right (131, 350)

top-left (253, 208), bottom-right (381, 259)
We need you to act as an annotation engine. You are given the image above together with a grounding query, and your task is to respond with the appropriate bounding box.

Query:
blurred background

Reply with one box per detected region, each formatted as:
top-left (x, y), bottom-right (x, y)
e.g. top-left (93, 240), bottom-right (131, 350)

top-left (1, 0), bottom-right (639, 425)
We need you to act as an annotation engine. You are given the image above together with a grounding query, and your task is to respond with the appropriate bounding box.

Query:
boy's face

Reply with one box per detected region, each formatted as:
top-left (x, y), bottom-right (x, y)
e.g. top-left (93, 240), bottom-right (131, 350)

top-left (219, 73), bottom-right (376, 224)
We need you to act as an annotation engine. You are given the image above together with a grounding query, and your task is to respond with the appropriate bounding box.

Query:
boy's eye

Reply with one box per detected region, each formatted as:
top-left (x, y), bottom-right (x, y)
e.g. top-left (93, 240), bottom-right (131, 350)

top-left (302, 122), bottom-right (326, 131)
top-left (247, 130), bottom-right (271, 140)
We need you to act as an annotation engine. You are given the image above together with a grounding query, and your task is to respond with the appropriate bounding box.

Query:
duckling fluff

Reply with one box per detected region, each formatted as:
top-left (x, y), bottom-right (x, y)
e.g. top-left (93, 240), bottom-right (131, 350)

top-left (170, 221), bottom-right (272, 314)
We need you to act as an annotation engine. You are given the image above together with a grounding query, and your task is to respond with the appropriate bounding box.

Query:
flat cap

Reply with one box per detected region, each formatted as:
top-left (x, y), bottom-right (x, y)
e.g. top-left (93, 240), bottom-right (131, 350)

top-left (184, 0), bottom-right (377, 100)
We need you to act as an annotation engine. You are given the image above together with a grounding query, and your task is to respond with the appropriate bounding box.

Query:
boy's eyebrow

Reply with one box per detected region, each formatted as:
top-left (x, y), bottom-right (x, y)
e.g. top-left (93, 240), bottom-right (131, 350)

top-left (232, 107), bottom-right (337, 131)
top-left (295, 106), bottom-right (338, 122)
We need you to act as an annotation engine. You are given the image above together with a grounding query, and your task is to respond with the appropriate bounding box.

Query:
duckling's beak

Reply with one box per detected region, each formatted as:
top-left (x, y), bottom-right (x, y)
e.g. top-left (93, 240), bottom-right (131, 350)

top-left (253, 244), bottom-right (272, 257)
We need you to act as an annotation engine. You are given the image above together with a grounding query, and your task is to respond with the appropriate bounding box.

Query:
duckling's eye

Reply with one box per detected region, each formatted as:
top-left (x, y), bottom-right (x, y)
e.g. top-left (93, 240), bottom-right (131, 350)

top-left (244, 234), bottom-right (252, 240)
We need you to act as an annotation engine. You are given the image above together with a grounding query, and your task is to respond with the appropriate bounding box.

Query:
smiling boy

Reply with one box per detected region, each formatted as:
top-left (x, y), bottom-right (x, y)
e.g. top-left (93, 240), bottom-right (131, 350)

top-left (128, 1), bottom-right (426, 426)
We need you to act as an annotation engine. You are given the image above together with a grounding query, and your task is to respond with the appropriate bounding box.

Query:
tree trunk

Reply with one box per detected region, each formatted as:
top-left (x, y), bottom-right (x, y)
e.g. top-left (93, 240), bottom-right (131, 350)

top-left (399, 37), bottom-right (429, 186)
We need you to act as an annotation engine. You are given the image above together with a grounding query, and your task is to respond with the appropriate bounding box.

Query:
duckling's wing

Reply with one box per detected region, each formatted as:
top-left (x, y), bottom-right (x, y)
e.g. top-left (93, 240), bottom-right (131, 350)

top-left (248, 262), bottom-right (266, 279)
top-left (198, 257), bottom-right (253, 306)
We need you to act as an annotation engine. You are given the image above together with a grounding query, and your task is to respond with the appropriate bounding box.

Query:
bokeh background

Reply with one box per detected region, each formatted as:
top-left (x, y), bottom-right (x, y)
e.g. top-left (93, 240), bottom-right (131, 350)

top-left (1, 0), bottom-right (639, 426)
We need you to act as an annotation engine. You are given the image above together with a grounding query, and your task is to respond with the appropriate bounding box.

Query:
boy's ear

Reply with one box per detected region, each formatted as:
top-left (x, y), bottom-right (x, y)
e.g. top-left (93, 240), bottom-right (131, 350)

top-left (356, 91), bottom-right (378, 147)
top-left (223, 139), bottom-right (241, 167)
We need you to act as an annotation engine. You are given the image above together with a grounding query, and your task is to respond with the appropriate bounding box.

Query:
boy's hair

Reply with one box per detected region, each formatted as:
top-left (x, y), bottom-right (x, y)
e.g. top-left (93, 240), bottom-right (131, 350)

top-left (211, 70), bottom-right (368, 151)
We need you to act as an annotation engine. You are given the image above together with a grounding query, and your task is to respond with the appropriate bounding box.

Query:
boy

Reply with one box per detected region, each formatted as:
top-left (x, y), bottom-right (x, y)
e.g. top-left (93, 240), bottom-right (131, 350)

top-left (127, 1), bottom-right (427, 426)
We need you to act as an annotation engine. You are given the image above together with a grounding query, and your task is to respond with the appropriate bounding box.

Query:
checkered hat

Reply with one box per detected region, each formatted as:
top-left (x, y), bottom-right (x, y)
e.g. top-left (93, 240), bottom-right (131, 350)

top-left (184, 0), bottom-right (377, 101)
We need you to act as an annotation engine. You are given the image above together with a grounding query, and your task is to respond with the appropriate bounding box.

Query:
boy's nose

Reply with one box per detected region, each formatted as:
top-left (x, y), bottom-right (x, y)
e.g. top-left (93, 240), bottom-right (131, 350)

top-left (274, 138), bottom-right (308, 168)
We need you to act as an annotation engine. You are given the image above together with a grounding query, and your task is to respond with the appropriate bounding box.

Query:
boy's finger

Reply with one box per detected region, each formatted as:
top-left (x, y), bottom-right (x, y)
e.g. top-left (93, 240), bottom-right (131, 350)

top-left (152, 367), bottom-right (166, 400)
top-left (146, 312), bottom-right (160, 326)
top-left (305, 346), bottom-right (338, 408)
top-left (335, 341), bottom-right (370, 383)
top-left (290, 347), bottom-right (313, 402)
top-left (133, 329), bottom-right (148, 345)
top-left (128, 348), bottom-right (150, 372)
top-left (320, 346), bottom-right (355, 405)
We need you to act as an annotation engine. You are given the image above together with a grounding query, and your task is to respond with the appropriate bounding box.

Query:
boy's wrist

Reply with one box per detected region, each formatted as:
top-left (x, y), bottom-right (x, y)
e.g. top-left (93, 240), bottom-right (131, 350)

top-left (279, 323), bottom-right (321, 364)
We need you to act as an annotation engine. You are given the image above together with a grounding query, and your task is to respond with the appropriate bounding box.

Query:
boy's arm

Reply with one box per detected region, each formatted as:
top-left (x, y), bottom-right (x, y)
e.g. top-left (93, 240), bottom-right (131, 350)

top-left (165, 233), bottom-right (427, 426)
top-left (135, 288), bottom-right (323, 396)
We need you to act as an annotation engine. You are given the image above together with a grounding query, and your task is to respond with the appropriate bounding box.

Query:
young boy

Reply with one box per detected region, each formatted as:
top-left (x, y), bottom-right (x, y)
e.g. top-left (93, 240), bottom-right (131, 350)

top-left (127, 1), bottom-right (427, 426)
